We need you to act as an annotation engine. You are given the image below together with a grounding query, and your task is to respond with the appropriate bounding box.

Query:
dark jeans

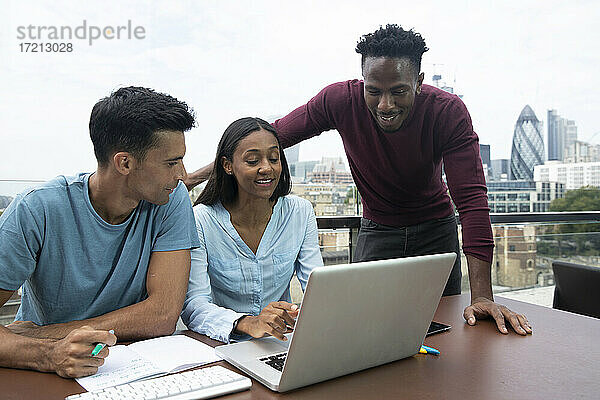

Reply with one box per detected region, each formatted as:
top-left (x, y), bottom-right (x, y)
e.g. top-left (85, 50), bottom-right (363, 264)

top-left (354, 214), bottom-right (462, 296)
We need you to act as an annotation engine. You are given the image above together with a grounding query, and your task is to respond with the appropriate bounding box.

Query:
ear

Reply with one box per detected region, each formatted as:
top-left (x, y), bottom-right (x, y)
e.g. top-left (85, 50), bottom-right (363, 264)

top-left (221, 156), bottom-right (233, 176)
top-left (416, 72), bottom-right (425, 95)
top-left (113, 152), bottom-right (135, 176)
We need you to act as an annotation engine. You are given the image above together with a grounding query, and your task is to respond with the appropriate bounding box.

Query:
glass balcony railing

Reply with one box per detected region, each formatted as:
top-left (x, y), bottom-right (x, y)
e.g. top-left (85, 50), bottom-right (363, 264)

top-left (302, 212), bottom-right (600, 307)
top-left (485, 214), bottom-right (600, 307)
top-left (0, 180), bottom-right (45, 325)
top-left (2, 176), bottom-right (599, 324)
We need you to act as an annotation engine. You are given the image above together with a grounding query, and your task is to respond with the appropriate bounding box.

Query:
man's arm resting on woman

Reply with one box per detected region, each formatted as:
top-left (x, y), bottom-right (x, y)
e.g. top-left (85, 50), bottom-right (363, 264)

top-left (184, 163), bottom-right (213, 191)
top-left (7, 249), bottom-right (191, 341)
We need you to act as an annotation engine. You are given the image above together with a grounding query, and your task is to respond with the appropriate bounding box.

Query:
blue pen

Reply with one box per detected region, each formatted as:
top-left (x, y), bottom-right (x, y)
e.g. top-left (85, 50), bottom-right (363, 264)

top-left (421, 345), bottom-right (440, 355)
top-left (91, 329), bottom-right (115, 357)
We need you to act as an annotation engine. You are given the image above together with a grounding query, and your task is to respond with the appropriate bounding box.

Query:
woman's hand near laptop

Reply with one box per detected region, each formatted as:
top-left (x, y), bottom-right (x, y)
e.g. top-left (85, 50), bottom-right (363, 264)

top-left (235, 301), bottom-right (299, 341)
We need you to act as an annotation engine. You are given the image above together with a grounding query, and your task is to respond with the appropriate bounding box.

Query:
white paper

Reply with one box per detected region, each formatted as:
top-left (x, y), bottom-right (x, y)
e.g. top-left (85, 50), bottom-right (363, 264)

top-left (75, 335), bottom-right (222, 392)
top-left (127, 335), bottom-right (221, 373)
top-left (76, 346), bottom-right (163, 392)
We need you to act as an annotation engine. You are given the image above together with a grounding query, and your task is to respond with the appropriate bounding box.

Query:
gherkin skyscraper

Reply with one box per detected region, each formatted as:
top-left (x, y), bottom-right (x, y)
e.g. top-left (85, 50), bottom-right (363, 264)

top-left (510, 105), bottom-right (544, 180)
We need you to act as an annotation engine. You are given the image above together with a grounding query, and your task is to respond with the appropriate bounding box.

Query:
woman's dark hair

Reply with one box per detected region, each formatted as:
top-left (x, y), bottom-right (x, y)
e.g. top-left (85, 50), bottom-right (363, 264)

top-left (194, 117), bottom-right (291, 206)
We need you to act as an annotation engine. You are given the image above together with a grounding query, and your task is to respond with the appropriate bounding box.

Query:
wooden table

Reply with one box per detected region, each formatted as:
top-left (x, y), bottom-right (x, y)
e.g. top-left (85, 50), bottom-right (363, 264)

top-left (2, 294), bottom-right (599, 400)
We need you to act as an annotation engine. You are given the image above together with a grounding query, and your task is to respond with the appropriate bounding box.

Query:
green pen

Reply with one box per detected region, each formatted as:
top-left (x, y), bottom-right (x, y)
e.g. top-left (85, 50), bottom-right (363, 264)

top-left (91, 329), bottom-right (115, 357)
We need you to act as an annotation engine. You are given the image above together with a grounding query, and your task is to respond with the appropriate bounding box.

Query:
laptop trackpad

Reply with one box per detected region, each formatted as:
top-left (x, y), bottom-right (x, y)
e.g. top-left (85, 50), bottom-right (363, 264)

top-left (226, 333), bottom-right (292, 361)
top-left (250, 334), bottom-right (292, 356)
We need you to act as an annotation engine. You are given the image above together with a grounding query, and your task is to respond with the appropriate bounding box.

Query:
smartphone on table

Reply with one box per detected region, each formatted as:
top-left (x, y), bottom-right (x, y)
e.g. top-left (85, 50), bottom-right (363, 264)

top-left (426, 321), bottom-right (451, 336)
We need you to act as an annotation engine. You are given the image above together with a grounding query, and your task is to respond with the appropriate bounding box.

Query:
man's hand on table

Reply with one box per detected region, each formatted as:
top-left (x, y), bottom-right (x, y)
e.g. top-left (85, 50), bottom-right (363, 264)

top-left (6, 322), bottom-right (117, 378)
top-left (463, 297), bottom-right (532, 335)
top-left (46, 326), bottom-right (116, 378)
top-left (235, 301), bottom-right (299, 341)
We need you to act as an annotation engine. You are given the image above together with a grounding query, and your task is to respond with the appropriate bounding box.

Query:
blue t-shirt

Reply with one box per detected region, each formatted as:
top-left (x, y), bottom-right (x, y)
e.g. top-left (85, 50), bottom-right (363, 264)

top-left (0, 173), bottom-right (200, 325)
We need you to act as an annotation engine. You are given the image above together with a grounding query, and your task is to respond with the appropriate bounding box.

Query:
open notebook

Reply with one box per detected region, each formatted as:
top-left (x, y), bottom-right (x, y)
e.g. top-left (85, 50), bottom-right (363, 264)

top-left (76, 334), bottom-right (222, 391)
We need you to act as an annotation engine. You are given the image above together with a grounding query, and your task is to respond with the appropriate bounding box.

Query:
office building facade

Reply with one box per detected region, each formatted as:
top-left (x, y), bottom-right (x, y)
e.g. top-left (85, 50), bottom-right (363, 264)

top-left (547, 109), bottom-right (578, 162)
top-left (307, 170), bottom-right (354, 185)
top-left (565, 120), bottom-right (578, 152)
top-left (534, 161), bottom-right (600, 189)
top-left (564, 140), bottom-right (600, 163)
top-left (487, 180), bottom-right (564, 213)
top-left (547, 109), bottom-right (565, 161)
top-left (510, 105), bottom-right (544, 180)
top-left (288, 160), bottom-right (319, 182)
top-left (479, 144), bottom-right (491, 177)
top-left (489, 159), bottom-right (509, 181)
top-left (291, 183), bottom-right (358, 216)
top-left (493, 225), bottom-right (539, 287)
top-left (306, 157), bottom-right (353, 185)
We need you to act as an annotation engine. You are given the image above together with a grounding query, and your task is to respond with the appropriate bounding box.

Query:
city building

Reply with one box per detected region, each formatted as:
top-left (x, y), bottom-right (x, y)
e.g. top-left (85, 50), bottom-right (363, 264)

top-left (319, 231), bottom-right (351, 265)
top-left (306, 157), bottom-right (354, 185)
top-left (547, 109), bottom-right (578, 161)
top-left (547, 109), bottom-right (565, 161)
top-left (291, 182), bottom-right (358, 265)
top-left (290, 183), bottom-right (358, 216)
top-left (534, 161), bottom-right (600, 189)
top-left (510, 105), bottom-right (544, 180)
top-left (307, 169), bottom-right (354, 185)
top-left (564, 140), bottom-right (600, 163)
top-left (487, 180), bottom-right (564, 213)
top-left (565, 119), bottom-right (578, 153)
top-left (431, 71), bottom-right (463, 98)
top-left (313, 157), bottom-right (346, 173)
top-left (493, 225), bottom-right (539, 287)
top-left (289, 160), bottom-right (319, 182)
top-left (479, 144), bottom-right (491, 177)
top-left (284, 143), bottom-right (300, 164)
top-left (489, 159), bottom-right (509, 181)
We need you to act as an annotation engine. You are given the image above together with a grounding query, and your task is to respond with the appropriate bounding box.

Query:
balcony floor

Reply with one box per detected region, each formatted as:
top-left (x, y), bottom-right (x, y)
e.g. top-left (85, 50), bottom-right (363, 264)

top-left (496, 285), bottom-right (555, 308)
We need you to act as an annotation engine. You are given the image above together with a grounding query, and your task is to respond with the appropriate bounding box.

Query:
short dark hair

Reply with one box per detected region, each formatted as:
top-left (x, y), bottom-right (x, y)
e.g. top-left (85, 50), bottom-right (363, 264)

top-left (355, 24), bottom-right (429, 72)
top-left (89, 86), bottom-right (195, 165)
top-left (195, 117), bottom-right (292, 206)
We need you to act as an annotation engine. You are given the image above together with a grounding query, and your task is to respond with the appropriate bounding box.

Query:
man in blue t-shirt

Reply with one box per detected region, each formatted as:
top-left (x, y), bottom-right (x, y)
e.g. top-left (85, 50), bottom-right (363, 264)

top-left (0, 87), bottom-right (200, 378)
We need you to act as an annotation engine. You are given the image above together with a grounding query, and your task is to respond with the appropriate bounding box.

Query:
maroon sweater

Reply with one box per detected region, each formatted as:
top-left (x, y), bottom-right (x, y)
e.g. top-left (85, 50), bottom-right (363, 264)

top-left (274, 81), bottom-right (494, 263)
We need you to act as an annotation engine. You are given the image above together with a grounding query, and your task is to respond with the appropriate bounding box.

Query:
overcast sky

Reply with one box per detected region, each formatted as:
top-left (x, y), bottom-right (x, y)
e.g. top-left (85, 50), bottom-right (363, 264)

top-left (1, 0), bottom-right (599, 195)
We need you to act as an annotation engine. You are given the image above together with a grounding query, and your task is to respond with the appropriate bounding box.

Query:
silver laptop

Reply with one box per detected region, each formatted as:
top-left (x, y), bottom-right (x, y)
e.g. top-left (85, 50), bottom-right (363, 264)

top-left (216, 253), bottom-right (456, 392)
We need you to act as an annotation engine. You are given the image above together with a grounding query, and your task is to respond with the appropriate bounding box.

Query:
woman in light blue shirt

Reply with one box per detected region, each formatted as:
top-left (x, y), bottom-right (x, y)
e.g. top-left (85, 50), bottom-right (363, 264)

top-left (181, 117), bottom-right (323, 343)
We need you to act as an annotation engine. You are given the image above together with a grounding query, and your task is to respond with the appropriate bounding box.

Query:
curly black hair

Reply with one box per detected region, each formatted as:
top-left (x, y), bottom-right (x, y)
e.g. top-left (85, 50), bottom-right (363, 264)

top-left (356, 24), bottom-right (429, 72)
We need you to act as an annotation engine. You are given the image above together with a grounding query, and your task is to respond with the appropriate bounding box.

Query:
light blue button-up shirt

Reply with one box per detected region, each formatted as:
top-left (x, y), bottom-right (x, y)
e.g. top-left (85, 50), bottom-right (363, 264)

top-left (181, 195), bottom-right (323, 342)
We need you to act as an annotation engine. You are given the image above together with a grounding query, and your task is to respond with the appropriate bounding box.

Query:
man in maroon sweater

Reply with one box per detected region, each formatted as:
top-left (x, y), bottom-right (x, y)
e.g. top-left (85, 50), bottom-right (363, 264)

top-left (187, 25), bottom-right (531, 335)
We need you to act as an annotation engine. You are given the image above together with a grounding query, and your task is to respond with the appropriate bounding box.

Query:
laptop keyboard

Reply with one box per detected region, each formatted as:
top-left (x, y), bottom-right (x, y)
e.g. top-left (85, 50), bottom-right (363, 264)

top-left (259, 352), bottom-right (288, 371)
